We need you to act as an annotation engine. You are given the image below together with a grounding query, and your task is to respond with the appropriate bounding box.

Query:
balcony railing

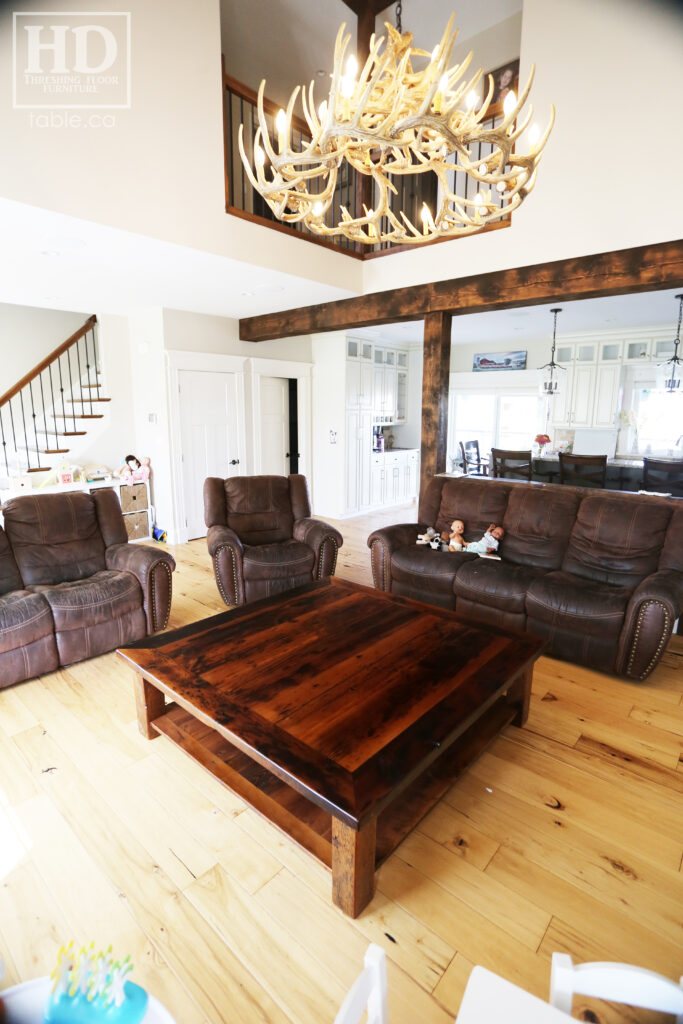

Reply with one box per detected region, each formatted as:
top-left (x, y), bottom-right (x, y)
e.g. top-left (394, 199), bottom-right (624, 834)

top-left (223, 64), bottom-right (511, 260)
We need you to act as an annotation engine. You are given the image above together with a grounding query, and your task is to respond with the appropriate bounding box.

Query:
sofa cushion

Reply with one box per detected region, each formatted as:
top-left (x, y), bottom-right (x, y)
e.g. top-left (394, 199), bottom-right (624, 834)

top-left (391, 546), bottom-right (476, 597)
top-left (243, 540), bottom-right (315, 581)
top-left (0, 526), bottom-right (23, 596)
top-left (434, 478), bottom-right (510, 546)
top-left (455, 560), bottom-right (550, 614)
top-left (562, 494), bottom-right (673, 588)
top-left (0, 590), bottom-right (54, 654)
top-left (224, 476), bottom-right (295, 545)
top-left (502, 485), bottom-right (581, 570)
top-left (659, 504), bottom-right (683, 573)
top-left (29, 569), bottom-right (143, 631)
top-left (3, 492), bottom-right (106, 586)
top-left (526, 570), bottom-right (633, 636)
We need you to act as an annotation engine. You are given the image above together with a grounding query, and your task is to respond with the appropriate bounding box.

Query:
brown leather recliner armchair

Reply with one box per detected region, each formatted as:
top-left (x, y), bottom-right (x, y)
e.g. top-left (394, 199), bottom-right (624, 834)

top-left (0, 489), bottom-right (175, 688)
top-left (204, 474), bottom-right (343, 606)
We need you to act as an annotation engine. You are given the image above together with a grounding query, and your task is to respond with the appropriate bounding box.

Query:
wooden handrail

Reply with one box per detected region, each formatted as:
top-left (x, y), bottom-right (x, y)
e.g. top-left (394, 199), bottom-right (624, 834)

top-left (0, 314), bottom-right (97, 408)
top-left (224, 71), bottom-right (311, 138)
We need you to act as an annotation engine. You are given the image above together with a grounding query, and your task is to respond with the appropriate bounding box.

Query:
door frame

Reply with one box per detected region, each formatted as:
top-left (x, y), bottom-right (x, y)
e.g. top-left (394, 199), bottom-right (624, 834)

top-left (249, 357), bottom-right (312, 480)
top-left (167, 350), bottom-right (247, 545)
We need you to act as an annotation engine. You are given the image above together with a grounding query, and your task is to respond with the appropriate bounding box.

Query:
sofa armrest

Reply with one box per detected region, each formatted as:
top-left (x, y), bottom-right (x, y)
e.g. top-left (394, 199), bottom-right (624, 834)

top-left (207, 525), bottom-right (245, 606)
top-left (293, 518), bottom-right (344, 580)
top-left (616, 570), bottom-right (682, 681)
top-left (367, 523), bottom-right (427, 591)
top-left (106, 543), bottom-right (176, 633)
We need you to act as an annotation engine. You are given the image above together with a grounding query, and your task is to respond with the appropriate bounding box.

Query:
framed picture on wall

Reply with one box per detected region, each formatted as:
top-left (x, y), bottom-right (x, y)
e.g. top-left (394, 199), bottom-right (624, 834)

top-left (484, 59), bottom-right (520, 105)
top-left (473, 350), bottom-right (527, 372)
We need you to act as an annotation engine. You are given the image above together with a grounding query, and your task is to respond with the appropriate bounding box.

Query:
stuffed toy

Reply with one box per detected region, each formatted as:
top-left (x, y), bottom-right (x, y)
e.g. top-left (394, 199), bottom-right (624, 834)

top-left (115, 455), bottom-right (151, 484)
top-left (416, 527), bottom-right (438, 545)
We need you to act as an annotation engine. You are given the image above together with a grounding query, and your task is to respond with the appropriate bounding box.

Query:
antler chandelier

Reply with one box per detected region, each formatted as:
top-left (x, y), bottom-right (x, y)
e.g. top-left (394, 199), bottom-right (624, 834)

top-left (239, 14), bottom-right (554, 246)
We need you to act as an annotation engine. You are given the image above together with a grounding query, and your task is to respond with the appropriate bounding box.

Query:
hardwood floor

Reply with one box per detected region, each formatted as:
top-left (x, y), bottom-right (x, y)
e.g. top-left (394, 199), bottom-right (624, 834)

top-left (0, 504), bottom-right (681, 1024)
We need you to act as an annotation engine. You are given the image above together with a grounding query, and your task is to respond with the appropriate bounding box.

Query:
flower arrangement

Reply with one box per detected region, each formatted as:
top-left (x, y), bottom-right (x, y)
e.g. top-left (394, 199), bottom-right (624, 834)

top-left (534, 433), bottom-right (551, 454)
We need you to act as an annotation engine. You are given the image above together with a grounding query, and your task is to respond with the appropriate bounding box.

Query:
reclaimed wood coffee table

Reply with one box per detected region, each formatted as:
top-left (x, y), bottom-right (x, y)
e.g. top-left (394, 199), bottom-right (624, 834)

top-left (117, 578), bottom-right (545, 917)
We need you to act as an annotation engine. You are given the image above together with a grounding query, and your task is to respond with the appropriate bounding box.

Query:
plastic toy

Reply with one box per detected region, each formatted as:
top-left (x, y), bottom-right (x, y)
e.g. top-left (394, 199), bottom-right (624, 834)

top-left (43, 943), bottom-right (148, 1024)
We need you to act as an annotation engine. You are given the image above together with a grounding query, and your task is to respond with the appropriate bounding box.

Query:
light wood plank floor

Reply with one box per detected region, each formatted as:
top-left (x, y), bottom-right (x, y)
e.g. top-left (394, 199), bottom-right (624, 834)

top-left (1, 504), bottom-right (681, 1024)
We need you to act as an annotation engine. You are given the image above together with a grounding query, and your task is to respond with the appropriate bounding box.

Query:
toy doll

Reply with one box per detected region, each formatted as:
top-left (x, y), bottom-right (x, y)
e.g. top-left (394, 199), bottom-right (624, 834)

top-left (465, 524), bottom-right (504, 554)
top-left (441, 518), bottom-right (465, 551)
top-left (115, 455), bottom-right (151, 484)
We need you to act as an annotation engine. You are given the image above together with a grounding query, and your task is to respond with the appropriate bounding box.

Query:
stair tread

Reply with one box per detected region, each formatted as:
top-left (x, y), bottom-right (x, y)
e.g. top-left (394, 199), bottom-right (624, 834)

top-left (36, 430), bottom-right (87, 436)
top-left (66, 397), bottom-right (111, 403)
top-left (52, 414), bottom-right (104, 420)
top-left (26, 467), bottom-right (50, 473)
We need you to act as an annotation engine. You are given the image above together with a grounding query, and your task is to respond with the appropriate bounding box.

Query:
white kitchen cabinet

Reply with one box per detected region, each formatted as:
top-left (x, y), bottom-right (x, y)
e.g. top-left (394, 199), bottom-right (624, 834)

top-left (370, 453), bottom-right (385, 505)
top-left (346, 360), bottom-right (373, 409)
top-left (571, 364), bottom-right (597, 427)
top-left (385, 451), bottom-right (403, 504)
top-left (549, 363), bottom-right (574, 427)
top-left (383, 367), bottom-right (397, 419)
top-left (345, 408), bottom-right (373, 513)
top-left (395, 370), bottom-right (408, 423)
top-left (405, 450), bottom-right (419, 499)
top-left (593, 363), bottom-right (622, 428)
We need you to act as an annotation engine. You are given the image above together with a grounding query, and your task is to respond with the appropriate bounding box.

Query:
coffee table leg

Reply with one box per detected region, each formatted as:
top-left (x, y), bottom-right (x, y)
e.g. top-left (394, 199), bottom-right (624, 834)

top-left (331, 817), bottom-right (376, 918)
top-left (506, 665), bottom-right (533, 726)
top-left (134, 675), bottom-right (165, 739)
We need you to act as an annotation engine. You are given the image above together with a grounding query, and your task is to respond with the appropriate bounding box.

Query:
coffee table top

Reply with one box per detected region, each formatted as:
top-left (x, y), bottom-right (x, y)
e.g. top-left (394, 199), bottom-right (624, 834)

top-left (118, 579), bottom-right (544, 827)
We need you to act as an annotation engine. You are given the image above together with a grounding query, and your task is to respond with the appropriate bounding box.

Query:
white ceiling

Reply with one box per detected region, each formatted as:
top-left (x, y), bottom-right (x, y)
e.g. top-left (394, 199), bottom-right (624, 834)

top-left (375, 0), bottom-right (523, 51)
top-left (353, 289), bottom-right (683, 347)
top-left (0, 198), bottom-right (355, 319)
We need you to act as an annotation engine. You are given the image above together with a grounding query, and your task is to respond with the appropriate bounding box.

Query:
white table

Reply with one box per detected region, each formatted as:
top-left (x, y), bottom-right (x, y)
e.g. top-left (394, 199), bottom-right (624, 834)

top-left (457, 967), bottom-right (573, 1023)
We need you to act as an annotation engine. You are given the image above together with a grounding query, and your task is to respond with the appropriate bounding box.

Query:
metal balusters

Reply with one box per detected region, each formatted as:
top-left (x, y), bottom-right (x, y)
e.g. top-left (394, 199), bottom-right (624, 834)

top-left (37, 370), bottom-right (53, 452)
top-left (56, 354), bottom-right (69, 432)
top-left (0, 407), bottom-right (8, 476)
top-left (47, 363), bottom-right (60, 446)
top-left (84, 330), bottom-right (94, 414)
top-left (65, 347), bottom-right (78, 431)
top-left (28, 380), bottom-right (42, 468)
top-left (92, 326), bottom-right (101, 399)
top-left (18, 390), bottom-right (31, 471)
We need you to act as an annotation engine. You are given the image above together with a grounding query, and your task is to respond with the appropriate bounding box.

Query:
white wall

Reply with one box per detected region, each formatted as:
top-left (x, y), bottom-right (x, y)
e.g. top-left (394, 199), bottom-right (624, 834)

top-left (311, 332), bottom-right (347, 517)
top-left (362, 0), bottom-right (683, 295)
top-left (162, 308), bottom-right (312, 362)
top-left (0, 303), bottom-right (90, 393)
top-left (0, 0), bottom-right (361, 294)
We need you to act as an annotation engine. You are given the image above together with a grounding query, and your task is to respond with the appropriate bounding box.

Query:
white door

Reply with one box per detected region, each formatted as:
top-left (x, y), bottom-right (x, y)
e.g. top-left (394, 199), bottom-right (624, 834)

top-left (179, 369), bottom-right (241, 540)
top-left (259, 376), bottom-right (289, 476)
top-left (346, 409), bottom-right (359, 513)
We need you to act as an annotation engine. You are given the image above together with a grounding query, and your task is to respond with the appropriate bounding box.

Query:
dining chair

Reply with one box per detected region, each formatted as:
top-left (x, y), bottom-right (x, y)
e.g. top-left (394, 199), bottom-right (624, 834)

top-left (333, 944), bottom-right (388, 1024)
top-left (550, 953), bottom-right (683, 1020)
top-left (641, 456), bottom-right (683, 497)
top-left (490, 448), bottom-right (532, 481)
top-left (558, 453), bottom-right (607, 488)
top-left (459, 440), bottom-right (488, 476)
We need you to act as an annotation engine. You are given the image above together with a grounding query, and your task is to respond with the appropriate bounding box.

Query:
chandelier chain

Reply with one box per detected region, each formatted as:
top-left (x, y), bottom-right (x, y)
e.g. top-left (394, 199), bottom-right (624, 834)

top-left (395, 1), bottom-right (402, 35)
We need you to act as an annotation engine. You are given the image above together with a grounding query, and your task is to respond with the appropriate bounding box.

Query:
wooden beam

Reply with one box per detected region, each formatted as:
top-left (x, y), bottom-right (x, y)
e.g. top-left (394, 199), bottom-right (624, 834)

top-left (420, 312), bottom-right (452, 500)
top-left (238, 240), bottom-right (683, 341)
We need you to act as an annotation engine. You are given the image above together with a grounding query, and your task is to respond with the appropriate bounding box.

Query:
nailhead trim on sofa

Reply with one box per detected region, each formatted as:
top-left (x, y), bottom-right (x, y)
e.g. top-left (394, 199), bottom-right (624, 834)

top-left (150, 559), bottom-right (173, 632)
top-left (626, 599), bottom-right (670, 681)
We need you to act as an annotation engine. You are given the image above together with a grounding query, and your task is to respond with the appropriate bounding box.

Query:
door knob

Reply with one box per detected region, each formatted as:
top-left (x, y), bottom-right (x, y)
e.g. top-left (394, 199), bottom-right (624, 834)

top-left (229, 459), bottom-right (240, 466)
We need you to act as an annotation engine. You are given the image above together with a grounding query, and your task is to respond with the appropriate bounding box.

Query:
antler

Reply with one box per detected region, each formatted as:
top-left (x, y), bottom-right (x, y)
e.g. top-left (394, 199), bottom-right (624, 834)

top-left (238, 17), bottom-right (554, 244)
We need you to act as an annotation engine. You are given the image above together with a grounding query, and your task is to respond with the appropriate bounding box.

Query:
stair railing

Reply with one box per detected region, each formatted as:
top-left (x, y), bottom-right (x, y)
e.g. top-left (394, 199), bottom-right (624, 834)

top-left (0, 314), bottom-right (100, 476)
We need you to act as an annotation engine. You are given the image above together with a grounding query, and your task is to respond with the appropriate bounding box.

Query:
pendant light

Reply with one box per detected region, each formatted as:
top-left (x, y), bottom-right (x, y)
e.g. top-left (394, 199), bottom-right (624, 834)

top-left (657, 293), bottom-right (683, 393)
top-left (538, 308), bottom-right (567, 398)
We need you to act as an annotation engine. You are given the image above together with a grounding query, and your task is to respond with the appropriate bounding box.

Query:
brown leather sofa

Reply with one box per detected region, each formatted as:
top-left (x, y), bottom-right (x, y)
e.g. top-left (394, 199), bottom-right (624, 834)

top-left (204, 474), bottom-right (343, 605)
top-left (368, 476), bottom-right (682, 681)
top-left (0, 490), bottom-right (175, 689)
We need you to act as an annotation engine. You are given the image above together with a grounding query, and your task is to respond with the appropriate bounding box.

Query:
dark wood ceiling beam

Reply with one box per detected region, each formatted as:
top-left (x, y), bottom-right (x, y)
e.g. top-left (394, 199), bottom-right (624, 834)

top-left (238, 240), bottom-right (683, 341)
top-left (420, 313), bottom-right (452, 498)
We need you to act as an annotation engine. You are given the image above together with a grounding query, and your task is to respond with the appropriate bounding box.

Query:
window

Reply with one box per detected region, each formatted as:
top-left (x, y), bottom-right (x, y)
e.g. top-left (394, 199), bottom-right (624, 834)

top-left (448, 390), bottom-right (542, 468)
top-left (634, 388), bottom-right (683, 455)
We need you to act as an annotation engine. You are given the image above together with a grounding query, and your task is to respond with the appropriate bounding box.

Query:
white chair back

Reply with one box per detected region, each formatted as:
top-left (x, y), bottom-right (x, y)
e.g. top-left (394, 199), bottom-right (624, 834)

top-left (550, 953), bottom-right (683, 1021)
top-left (334, 944), bottom-right (388, 1024)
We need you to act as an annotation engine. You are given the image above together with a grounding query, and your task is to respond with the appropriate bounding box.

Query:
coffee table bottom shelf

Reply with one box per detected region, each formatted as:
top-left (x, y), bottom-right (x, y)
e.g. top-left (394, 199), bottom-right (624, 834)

top-left (150, 698), bottom-right (516, 913)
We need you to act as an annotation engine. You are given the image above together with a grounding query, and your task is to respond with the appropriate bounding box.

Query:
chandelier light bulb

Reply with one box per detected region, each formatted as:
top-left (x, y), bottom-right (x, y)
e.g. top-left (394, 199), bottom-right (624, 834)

top-left (238, 15), bottom-right (555, 245)
top-left (528, 123), bottom-right (541, 149)
top-left (312, 201), bottom-right (324, 217)
top-left (254, 144), bottom-right (265, 166)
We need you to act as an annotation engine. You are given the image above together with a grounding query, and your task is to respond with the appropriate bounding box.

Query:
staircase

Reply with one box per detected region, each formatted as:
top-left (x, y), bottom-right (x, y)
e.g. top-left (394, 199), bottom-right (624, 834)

top-left (0, 315), bottom-right (108, 483)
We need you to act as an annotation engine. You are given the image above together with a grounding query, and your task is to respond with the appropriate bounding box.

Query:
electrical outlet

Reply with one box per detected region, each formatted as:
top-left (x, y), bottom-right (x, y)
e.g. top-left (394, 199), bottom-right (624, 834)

top-left (329, 430), bottom-right (337, 444)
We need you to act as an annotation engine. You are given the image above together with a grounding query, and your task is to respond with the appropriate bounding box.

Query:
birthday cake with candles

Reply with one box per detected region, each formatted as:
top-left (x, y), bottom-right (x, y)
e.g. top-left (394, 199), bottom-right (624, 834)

top-left (43, 943), bottom-right (148, 1023)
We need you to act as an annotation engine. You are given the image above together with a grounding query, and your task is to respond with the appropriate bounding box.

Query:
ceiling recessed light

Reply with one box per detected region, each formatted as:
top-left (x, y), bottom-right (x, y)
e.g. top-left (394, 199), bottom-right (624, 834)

top-left (240, 290), bottom-right (256, 297)
top-left (40, 250), bottom-right (60, 257)
top-left (316, 69), bottom-right (327, 77)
